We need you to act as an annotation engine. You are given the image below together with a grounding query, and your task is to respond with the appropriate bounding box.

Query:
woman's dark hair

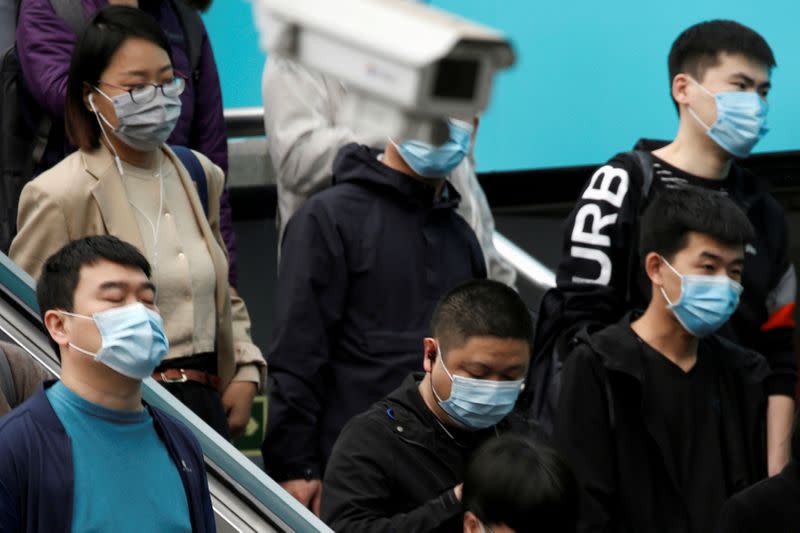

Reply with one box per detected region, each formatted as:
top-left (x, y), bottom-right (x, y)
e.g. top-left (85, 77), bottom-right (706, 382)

top-left (65, 6), bottom-right (173, 150)
top-left (462, 435), bottom-right (578, 533)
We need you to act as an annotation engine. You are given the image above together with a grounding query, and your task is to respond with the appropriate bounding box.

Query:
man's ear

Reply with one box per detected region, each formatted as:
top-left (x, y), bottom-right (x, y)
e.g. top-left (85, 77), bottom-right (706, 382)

top-left (672, 73), bottom-right (692, 110)
top-left (422, 337), bottom-right (437, 373)
top-left (44, 310), bottom-right (70, 350)
top-left (644, 252), bottom-right (665, 286)
top-left (463, 511), bottom-right (482, 533)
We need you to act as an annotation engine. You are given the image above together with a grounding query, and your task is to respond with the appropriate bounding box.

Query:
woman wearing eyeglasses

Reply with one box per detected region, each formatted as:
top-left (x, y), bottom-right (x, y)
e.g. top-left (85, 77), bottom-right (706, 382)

top-left (9, 6), bottom-right (265, 440)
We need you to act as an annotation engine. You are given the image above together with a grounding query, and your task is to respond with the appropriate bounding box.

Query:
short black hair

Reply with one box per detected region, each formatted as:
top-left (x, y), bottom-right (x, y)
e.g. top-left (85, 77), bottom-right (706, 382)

top-left (639, 187), bottom-right (755, 262)
top-left (462, 434), bottom-right (578, 533)
top-left (668, 20), bottom-right (775, 110)
top-left (65, 6), bottom-right (173, 150)
top-left (431, 280), bottom-right (533, 353)
top-left (37, 235), bottom-right (151, 323)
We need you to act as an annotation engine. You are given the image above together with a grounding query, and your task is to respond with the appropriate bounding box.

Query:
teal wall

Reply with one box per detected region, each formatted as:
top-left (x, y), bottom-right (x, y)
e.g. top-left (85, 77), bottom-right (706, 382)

top-left (204, 1), bottom-right (799, 171)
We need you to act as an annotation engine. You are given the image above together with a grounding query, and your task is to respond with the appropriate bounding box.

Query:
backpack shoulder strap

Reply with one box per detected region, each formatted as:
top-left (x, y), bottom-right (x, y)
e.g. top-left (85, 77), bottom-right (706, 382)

top-left (49, 0), bottom-right (86, 35)
top-left (170, 0), bottom-right (204, 79)
top-left (0, 344), bottom-right (18, 408)
top-left (170, 145), bottom-right (209, 216)
top-left (630, 150), bottom-right (655, 203)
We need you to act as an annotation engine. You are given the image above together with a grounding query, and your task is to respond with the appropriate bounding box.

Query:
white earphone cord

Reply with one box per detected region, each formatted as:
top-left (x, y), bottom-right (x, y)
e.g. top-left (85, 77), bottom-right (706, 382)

top-left (90, 94), bottom-right (164, 298)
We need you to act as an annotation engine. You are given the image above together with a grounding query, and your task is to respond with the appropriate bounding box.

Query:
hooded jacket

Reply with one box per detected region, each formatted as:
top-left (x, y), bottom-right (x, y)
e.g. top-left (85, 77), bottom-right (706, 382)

top-left (263, 144), bottom-right (487, 482)
top-left (321, 372), bottom-right (539, 533)
top-left (263, 54), bottom-right (517, 287)
top-left (0, 382), bottom-right (215, 532)
top-left (555, 315), bottom-right (769, 533)
top-left (543, 139), bottom-right (795, 397)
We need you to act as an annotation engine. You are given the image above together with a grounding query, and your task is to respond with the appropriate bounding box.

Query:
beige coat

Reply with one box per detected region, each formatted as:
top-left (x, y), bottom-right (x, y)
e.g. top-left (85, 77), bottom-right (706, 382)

top-left (9, 145), bottom-right (265, 390)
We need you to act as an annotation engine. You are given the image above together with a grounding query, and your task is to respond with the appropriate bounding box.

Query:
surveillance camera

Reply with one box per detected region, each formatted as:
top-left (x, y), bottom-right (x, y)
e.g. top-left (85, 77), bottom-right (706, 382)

top-left (254, 0), bottom-right (515, 121)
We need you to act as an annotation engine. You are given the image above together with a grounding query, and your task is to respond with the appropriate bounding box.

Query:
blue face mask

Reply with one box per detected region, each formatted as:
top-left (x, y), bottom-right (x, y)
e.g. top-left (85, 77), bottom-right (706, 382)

top-left (659, 257), bottom-right (743, 337)
top-left (688, 78), bottom-right (769, 158)
top-left (393, 119), bottom-right (472, 178)
top-left (431, 346), bottom-right (525, 430)
top-left (62, 303), bottom-right (169, 380)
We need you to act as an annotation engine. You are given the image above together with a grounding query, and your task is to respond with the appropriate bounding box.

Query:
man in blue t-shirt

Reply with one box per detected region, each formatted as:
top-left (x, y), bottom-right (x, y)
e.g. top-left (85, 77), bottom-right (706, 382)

top-left (0, 235), bottom-right (215, 532)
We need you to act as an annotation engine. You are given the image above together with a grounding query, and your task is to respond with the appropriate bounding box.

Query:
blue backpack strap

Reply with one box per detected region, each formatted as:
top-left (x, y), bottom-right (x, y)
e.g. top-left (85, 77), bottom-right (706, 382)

top-left (170, 145), bottom-right (208, 217)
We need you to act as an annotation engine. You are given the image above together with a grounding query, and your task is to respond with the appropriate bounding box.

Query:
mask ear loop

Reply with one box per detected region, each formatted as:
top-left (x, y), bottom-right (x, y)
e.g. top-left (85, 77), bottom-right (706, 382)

top-left (658, 256), bottom-right (684, 306)
top-left (58, 310), bottom-right (101, 358)
top-left (89, 92), bottom-right (125, 176)
top-left (429, 342), bottom-right (454, 404)
top-left (685, 77), bottom-right (716, 132)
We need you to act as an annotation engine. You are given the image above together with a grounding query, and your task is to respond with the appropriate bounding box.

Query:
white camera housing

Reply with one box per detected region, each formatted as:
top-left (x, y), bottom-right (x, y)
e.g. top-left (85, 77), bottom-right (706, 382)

top-left (254, 0), bottom-right (515, 121)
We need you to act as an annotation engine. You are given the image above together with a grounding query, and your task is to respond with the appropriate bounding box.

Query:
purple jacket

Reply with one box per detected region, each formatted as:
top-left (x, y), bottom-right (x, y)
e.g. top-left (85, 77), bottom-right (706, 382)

top-left (16, 0), bottom-right (238, 286)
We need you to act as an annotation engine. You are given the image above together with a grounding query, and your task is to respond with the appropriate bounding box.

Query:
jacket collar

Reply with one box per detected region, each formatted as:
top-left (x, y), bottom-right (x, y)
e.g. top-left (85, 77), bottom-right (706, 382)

top-left (332, 143), bottom-right (462, 210)
top-left (81, 146), bottom-right (147, 253)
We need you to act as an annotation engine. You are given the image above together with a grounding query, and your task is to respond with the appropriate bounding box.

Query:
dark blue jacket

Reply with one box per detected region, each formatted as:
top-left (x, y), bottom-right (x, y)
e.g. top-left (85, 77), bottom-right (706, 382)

top-left (0, 381), bottom-right (215, 532)
top-left (263, 143), bottom-right (487, 482)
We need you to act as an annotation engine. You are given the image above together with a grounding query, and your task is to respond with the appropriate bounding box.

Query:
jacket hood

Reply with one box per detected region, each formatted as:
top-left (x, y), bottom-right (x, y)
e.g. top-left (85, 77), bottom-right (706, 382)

top-left (332, 143), bottom-right (461, 209)
top-left (581, 312), bottom-right (771, 385)
top-left (632, 138), bottom-right (770, 209)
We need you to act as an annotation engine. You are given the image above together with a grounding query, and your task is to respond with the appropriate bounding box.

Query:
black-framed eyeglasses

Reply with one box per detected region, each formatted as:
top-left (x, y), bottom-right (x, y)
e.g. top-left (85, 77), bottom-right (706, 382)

top-left (97, 74), bottom-right (187, 104)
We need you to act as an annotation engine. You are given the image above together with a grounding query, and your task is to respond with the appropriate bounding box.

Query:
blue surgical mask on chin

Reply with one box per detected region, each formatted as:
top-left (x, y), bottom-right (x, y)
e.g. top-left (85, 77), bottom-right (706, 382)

top-left (659, 257), bottom-right (743, 337)
top-left (687, 77), bottom-right (769, 158)
top-left (392, 119), bottom-right (472, 178)
top-left (430, 345), bottom-right (525, 430)
top-left (61, 303), bottom-right (169, 380)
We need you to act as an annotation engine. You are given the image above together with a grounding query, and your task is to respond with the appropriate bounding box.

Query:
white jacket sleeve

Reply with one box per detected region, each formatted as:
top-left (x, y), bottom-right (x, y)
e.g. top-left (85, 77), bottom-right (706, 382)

top-left (450, 158), bottom-right (517, 288)
top-left (263, 54), bottom-right (385, 197)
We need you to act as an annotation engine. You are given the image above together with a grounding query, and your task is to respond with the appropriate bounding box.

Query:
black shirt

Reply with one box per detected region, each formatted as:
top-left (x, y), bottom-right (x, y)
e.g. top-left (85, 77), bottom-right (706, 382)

top-left (639, 339), bottom-right (727, 533)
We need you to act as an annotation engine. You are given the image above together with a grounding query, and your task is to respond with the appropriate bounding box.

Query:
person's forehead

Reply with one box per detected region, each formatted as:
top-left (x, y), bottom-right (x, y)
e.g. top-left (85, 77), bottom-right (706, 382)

top-left (450, 336), bottom-right (530, 361)
top-left (703, 52), bottom-right (770, 80)
top-left (75, 260), bottom-right (149, 291)
top-left (105, 37), bottom-right (171, 71)
top-left (676, 232), bottom-right (744, 261)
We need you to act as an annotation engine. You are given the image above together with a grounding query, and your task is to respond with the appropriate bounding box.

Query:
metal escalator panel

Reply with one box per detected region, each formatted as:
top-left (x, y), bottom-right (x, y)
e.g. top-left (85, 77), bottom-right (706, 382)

top-left (0, 252), bottom-right (330, 532)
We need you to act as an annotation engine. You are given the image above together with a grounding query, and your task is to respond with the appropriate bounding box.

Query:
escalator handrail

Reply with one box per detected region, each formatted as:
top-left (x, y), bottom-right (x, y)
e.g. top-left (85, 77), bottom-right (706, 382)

top-left (492, 231), bottom-right (556, 290)
top-left (0, 253), bottom-right (39, 313)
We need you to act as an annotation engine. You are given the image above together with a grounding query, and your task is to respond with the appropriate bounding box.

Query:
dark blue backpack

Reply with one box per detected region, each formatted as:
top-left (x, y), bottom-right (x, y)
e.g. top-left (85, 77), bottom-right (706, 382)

top-left (170, 145), bottom-right (208, 216)
top-left (525, 150), bottom-right (655, 436)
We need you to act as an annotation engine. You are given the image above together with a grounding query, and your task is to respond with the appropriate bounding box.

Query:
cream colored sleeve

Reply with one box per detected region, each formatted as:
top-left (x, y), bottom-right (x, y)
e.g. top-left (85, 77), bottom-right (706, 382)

top-left (9, 180), bottom-right (73, 281)
top-left (197, 153), bottom-right (267, 388)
